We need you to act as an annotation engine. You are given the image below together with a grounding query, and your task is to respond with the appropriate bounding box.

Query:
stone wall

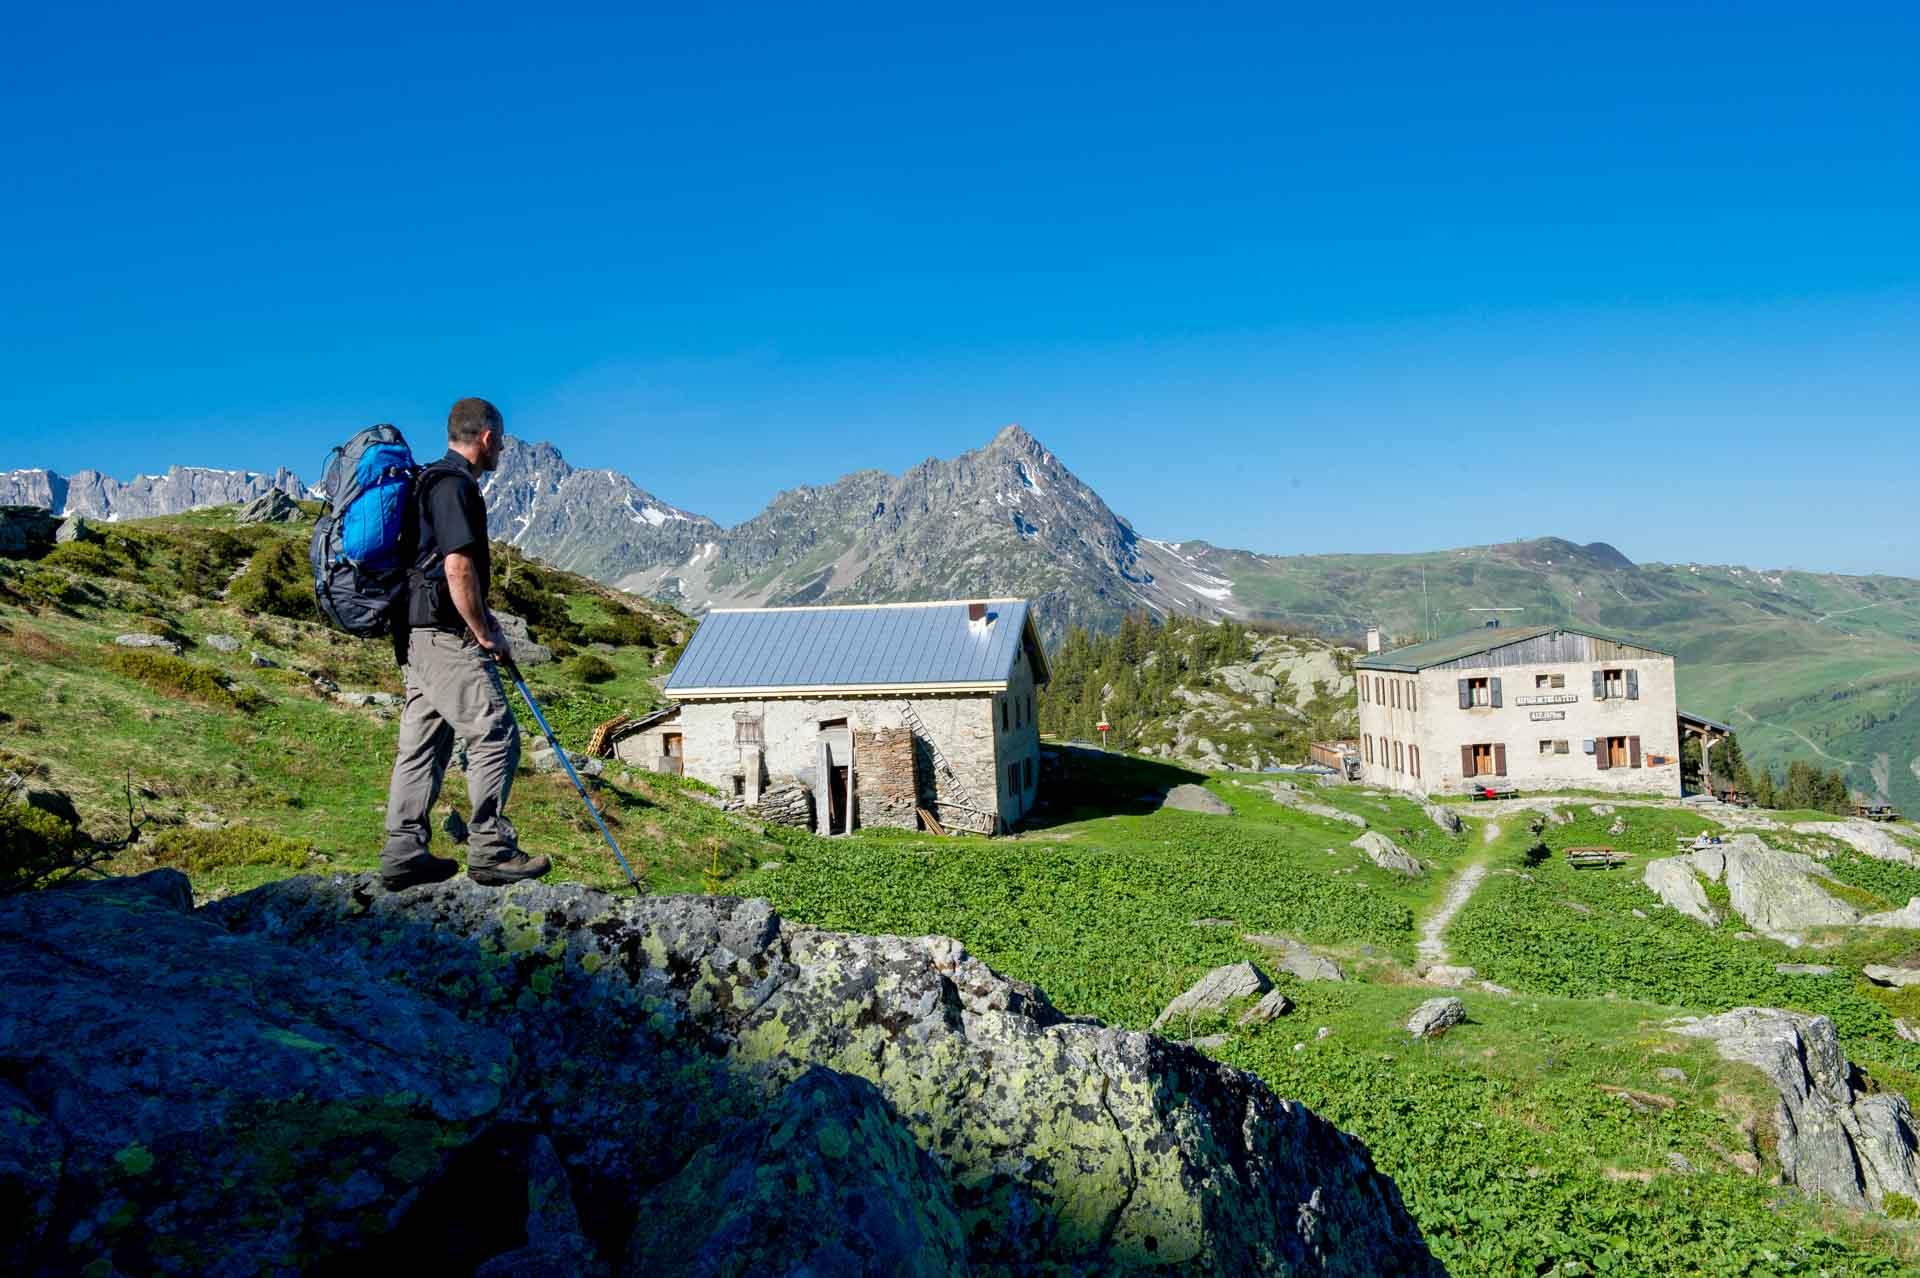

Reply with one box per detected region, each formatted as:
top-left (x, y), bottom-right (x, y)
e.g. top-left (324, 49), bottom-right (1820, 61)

top-left (853, 727), bottom-right (919, 830)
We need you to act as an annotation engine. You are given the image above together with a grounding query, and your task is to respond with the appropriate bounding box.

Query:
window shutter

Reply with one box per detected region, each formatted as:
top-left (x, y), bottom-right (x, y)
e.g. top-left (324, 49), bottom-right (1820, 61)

top-left (1458, 679), bottom-right (1471, 709)
top-left (1596, 741), bottom-right (1611, 770)
top-left (1494, 743), bottom-right (1507, 777)
top-left (1593, 670), bottom-right (1606, 700)
top-left (1630, 735), bottom-right (1642, 768)
top-left (1409, 682), bottom-right (1417, 711)
top-left (1626, 669), bottom-right (1640, 701)
top-left (1490, 677), bottom-right (1503, 708)
top-left (1461, 744), bottom-right (1476, 778)
top-left (1364, 735), bottom-right (1373, 763)
top-left (1360, 677), bottom-right (1368, 703)
top-left (1411, 745), bottom-right (1420, 777)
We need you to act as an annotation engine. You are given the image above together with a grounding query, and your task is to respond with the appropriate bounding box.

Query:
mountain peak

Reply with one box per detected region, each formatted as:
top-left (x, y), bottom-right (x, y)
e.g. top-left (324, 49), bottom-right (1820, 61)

top-left (989, 422), bottom-right (1040, 453)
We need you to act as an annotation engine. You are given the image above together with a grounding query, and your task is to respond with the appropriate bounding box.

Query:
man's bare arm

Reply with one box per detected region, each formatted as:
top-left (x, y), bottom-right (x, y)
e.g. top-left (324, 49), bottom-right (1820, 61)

top-left (443, 551), bottom-right (508, 657)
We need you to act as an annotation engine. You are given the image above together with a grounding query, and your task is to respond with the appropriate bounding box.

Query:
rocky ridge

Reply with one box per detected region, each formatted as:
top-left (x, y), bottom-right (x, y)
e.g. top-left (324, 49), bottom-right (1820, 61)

top-left (2, 870), bottom-right (1438, 1276)
top-left (0, 463), bottom-right (306, 520)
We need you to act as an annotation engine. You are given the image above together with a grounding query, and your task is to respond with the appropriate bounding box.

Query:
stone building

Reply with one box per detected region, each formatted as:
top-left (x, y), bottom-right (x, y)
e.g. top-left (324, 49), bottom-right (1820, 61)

top-left (609, 599), bottom-right (1048, 835)
top-left (1353, 624), bottom-right (1686, 797)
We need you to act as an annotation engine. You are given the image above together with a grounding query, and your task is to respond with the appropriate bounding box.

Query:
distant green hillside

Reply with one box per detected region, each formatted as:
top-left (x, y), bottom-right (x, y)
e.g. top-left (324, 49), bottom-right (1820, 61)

top-left (1188, 537), bottom-right (1920, 812)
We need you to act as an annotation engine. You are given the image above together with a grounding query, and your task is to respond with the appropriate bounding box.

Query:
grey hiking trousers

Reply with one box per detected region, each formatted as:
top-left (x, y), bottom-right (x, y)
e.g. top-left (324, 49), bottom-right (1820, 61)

top-left (382, 627), bottom-right (521, 874)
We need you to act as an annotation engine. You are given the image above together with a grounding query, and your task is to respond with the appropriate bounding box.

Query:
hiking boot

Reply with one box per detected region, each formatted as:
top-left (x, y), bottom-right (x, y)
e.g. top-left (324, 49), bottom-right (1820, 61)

top-left (381, 854), bottom-right (460, 891)
top-left (467, 853), bottom-right (552, 886)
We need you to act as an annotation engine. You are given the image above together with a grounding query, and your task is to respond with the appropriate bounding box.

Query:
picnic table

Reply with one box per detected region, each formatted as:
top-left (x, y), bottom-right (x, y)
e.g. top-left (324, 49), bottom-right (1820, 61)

top-left (1855, 803), bottom-right (1903, 823)
top-left (1565, 845), bottom-right (1628, 869)
top-left (1713, 789), bottom-right (1756, 809)
top-left (1468, 784), bottom-right (1519, 801)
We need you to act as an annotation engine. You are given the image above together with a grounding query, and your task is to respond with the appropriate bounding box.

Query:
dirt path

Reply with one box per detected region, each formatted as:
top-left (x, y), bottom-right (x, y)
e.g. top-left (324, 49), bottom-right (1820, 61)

top-left (1418, 861), bottom-right (1489, 967)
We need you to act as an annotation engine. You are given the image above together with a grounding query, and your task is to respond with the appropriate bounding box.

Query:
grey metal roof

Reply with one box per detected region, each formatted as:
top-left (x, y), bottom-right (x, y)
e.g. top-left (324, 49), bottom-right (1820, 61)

top-left (1355, 623), bottom-right (1671, 672)
top-left (665, 600), bottom-right (1045, 694)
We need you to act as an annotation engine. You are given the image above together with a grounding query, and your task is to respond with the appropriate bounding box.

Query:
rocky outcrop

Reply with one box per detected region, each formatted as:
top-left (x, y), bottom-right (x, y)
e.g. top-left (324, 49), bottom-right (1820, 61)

top-left (1863, 965), bottom-right (1920, 989)
top-left (1672, 1008), bottom-right (1920, 1213)
top-left (1352, 831), bottom-right (1423, 876)
top-left (1161, 783), bottom-right (1233, 815)
top-left (1267, 782), bottom-right (1368, 827)
top-left (493, 611), bottom-right (554, 666)
top-left (1244, 934), bottom-right (1346, 982)
top-left (236, 489), bottom-right (302, 524)
top-left (1800, 821), bottom-right (1920, 866)
top-left (0, 463), bottom-right (307, 520)
top-left (3, 872), bottom-right (1437, 1276)
top-left (1423, 804), bottom-right (1463, 835)
top-left (1642, 836), bottom-right (1862, 942)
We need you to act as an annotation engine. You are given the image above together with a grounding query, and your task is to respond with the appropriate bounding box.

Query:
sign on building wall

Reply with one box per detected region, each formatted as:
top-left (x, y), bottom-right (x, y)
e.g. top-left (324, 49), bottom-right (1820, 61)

top-left (1529, 710), bottom-right (1567, 721)
top-left (1516, 694), bottom-right (1579, 707)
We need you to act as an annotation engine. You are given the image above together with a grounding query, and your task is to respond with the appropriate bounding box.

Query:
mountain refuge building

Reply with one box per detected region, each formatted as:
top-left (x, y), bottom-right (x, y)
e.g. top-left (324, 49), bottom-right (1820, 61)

top-left (1352, 624), bottom-right (1684, 797)
top-left (608, 600), bottom-right (1048, 835)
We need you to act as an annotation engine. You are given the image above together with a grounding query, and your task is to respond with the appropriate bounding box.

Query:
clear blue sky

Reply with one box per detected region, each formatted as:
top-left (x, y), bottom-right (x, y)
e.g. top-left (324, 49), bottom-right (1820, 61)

top-left (3, 3), bottom-right (1915, 573)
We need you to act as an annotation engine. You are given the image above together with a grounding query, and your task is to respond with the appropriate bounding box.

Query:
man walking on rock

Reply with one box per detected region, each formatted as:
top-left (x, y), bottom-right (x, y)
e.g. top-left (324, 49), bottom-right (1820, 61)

top-left (381, 397), bottom-right (551, 890)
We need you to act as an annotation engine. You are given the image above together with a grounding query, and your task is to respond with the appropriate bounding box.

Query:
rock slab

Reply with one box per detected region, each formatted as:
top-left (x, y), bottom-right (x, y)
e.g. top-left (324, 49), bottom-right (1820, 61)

top-left (1152, 961), bottom-right (1272, 1030)
top-left (1161, 783), bottom-right (1233, 816)
top-left (1351, 831), bottom-right (1423, 876)
top-left (1406, 997), bottom-right (1466, 1039)
top-left (1243, 934), bottom-right (1346, 981)
top-left (0, 872), bottom-right (1438, 1276)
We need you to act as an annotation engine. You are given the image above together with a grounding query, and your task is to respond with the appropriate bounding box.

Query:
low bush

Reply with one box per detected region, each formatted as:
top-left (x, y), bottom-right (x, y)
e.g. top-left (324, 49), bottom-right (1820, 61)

top-left (148, 825), bottom-right (313, 873)
top-left (569, 653), bottom-right (618, 684)
top-left (226, 540), bottom-right (318, 622)
top-left (0, 800), bottom-right (93, 896)
top-left (104, 650), bottom-right (269, 713)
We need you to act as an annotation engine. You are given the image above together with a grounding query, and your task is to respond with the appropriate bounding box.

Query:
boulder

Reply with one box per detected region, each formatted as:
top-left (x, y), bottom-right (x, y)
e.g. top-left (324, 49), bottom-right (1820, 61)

top-left (235, 490), bottom-right (301, 524)
top-left (1161, 784), bottom-right (1232, 816)
top-left (1423, 803), bottom-right (1463, 835)
top-left (113, 632), bottom-right (182, 655)
top-left (1243, 934), bottom-right (1345, 981)
top-left (1420, 965), bottom-right (1478, 989)
top-left (1672, 1007), bottom-right (1920, 1212)
top-left (1864, 965), bottom-right (1920, 989)
top-left (54, 514), bottom-right (101, 544)
top-left (1151, 961), bottom-right (1272, 1030)
top-left (7, 872), bottom-right (1440, 1277)
top-left (1406, 997), bottom-right (1466, 1039)
top-left (6, 779), bottom-right (81, 829)
top-left (1690, 837), bottom-right (1858, 941)
top-left (204, 634), bottom-right (241, 654)
top-left (0, 506), bottom-right (61, 559)
top-left (493, 612), bottom-right (554, 667)
top-left (1590, 804), bottom-right (1616, 817)
top-left (1775, 964), bottom-right (1836, 977)
top-left (1643, 859), bottom-right (1720, 921)
top-left (1214, 664), bottom-right (1278, 703)
top-left (1350, 831), bottom-right (1422, 876)
top-left (249, 650), bottom-right (278, 668)
top-left (1861, 898), bottom-right (1920, 929)
top-left (1237, 989), bottom-right (1294, 1026)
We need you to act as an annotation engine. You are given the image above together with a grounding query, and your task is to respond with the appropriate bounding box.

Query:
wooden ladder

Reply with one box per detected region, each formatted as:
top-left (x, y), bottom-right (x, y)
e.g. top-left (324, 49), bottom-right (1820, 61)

top-left (897, 700), bottom-right (988, 825)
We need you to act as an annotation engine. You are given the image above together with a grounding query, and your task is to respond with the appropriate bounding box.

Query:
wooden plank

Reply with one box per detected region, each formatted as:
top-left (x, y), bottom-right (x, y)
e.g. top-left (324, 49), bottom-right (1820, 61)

top-left (917, 806), bottom-right (947, 837)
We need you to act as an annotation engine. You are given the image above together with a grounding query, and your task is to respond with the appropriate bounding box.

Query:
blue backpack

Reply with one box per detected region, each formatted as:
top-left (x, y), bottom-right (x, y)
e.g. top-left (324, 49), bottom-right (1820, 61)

top-left (309, 425), bottom-right (427, 636)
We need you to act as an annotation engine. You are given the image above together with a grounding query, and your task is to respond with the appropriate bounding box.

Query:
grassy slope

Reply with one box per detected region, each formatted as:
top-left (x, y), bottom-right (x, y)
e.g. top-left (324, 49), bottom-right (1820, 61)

top-left (0, 509), bottom-right (778, 897)
top-left (1211, 539), bottom-right (1920, 817)
top-left (738, 758), bottom-right (1920, 1276)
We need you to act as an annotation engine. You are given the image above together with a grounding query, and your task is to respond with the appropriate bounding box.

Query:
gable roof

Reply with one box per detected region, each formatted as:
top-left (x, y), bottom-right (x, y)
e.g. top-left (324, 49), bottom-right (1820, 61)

top-left (665, 599), bottom-right (1048, 697)
top-left (1354, 624), bottom-right (1670, 672)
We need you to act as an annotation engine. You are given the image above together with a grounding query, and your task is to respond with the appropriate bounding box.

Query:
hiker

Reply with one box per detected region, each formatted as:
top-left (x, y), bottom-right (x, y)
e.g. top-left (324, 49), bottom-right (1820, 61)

top-left (380, 397), bottom-right (551, 889)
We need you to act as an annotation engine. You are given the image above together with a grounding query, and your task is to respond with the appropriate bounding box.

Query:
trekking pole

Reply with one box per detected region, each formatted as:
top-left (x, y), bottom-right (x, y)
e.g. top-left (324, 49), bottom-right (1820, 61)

top-left (501, 656), bottom-right (644, 896)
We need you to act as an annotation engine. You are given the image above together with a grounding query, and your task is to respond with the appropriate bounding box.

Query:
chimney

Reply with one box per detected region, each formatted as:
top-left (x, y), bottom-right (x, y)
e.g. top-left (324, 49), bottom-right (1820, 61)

top-left (968, 602), bottom-right (988, 624)
top-left (1365, 627), bottom-right (1381, 654)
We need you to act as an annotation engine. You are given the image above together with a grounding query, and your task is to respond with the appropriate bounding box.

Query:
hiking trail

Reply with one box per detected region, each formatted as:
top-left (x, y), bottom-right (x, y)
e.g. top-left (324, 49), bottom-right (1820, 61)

top-left (1418, 860), bottom-right (1490, 968)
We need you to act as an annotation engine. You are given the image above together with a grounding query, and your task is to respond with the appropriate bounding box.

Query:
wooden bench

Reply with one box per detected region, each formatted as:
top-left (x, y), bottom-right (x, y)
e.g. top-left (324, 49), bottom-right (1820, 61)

top-left (1564, 845), bottom-right (1627, 869)
top-left (1468, 785), bottom-right (1519, 801)
top-left (1856, 804), bottom-right (1903, 823)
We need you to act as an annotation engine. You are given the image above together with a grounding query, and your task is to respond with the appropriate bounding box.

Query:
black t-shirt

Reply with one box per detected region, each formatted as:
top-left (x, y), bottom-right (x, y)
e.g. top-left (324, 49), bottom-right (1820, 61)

top-left (408, 451), bottom-right (490, 630)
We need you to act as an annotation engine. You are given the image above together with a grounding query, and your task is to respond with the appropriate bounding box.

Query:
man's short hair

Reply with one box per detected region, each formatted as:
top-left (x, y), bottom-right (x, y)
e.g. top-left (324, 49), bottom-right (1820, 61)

top-left (447, 397), bottom-right (503, 444)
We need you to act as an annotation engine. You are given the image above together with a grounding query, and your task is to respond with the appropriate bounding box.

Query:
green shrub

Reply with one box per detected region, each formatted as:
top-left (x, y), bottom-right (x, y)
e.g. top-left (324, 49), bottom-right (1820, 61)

top-left (42, 539), bottom-right (132, 579)
top-left (226, 540), bottom-right (318, 622)
top-left (569, 653), bottom-right (618, 685)
top-left (104, 650), bottom-right (268, 713)
top-left (0, 801), bottom-right (92, 895)
top-left (582, 610), bottom-right (660, 649)
top-left (148, 825), bottom-right (313, 873)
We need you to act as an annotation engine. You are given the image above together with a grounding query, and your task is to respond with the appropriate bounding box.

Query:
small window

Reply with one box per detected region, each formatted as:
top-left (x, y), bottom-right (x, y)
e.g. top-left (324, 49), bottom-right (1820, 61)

top-left (819, 717), bottom-right (848, 732)
top-left (1555, 739), bottom-right (1570, 754)
top-left (1376, 676), bottom-right (1386, 703)
top-left (1408, 681), bottom-right (1417, 712)
top-left (735, 717), bottom-right (763, 745)
top-left (1552, 674), bottom-right (1566, 689)
top-left (1360, 678), bottom-right (1368, 703)
top-left (1467, 677), bottom-right (1491, 707)
top-left (1535, 674), bottom-right (1551, 690)
top-left (732, 775), bottom-right (745, 797)
top-left (1364, 734), bottom-right (1374, 764)
top-left (1394, 740), bottom-right (1404, 772)
top-left (1390, 681), bottom-right (1399, 709)
top-left (1008, 763), bottom-right (1018, 794)
top-left (1001, 699), bottom-right (1010, 731)
top-left (1410, 744), bottom-right (1420, 777)
top-left (1603, 669), bottom-right (1625, 698)
top-left (1539, 739), bottom-right (1555, 755)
